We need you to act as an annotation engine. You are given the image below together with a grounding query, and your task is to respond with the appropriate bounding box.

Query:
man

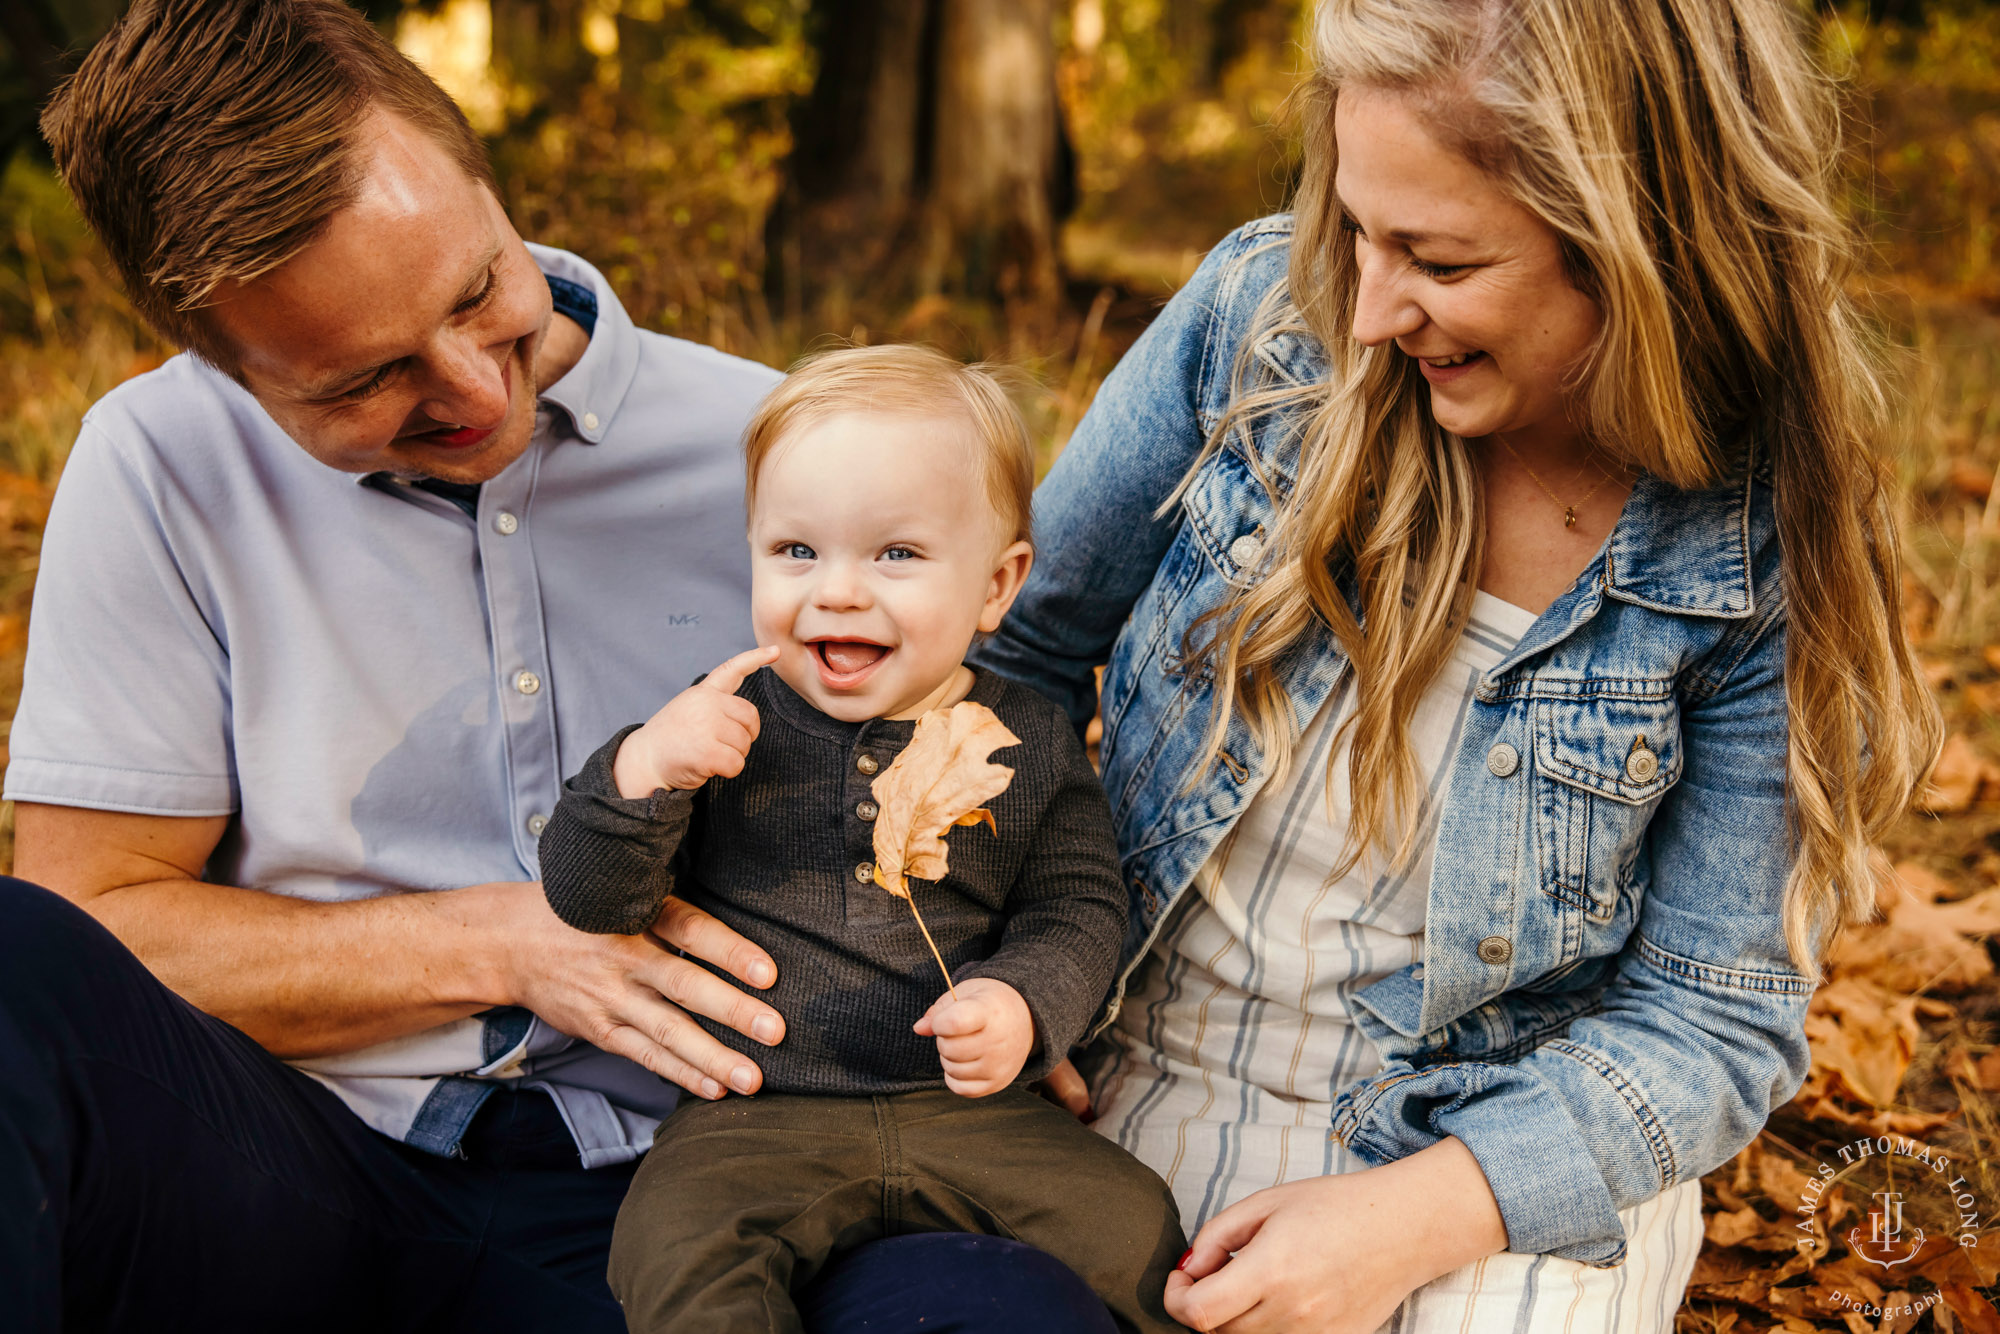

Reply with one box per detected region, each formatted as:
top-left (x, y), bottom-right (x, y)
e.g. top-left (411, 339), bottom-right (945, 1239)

top-left (0, 7), bottom-right (1136, 1328)
top-left (0, 2), bottom-right (1111, 1329)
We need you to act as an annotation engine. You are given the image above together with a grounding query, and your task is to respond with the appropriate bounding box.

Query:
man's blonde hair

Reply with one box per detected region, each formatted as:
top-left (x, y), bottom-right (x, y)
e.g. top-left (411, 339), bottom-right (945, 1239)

top-left (40, 0), bottom-right (496, 374)
top-left (743, 345), bottom-right (1036, 547)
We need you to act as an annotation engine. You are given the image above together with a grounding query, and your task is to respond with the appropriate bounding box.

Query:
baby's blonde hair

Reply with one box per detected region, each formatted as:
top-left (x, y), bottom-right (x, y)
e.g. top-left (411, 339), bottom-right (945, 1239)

top-left (743, 344), bottom-right (1035, 547)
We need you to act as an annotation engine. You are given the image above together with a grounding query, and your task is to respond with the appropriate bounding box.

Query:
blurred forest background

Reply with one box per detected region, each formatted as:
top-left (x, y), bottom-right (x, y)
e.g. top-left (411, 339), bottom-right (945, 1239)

top-left (7, 0), bottom-right (2000, 1327)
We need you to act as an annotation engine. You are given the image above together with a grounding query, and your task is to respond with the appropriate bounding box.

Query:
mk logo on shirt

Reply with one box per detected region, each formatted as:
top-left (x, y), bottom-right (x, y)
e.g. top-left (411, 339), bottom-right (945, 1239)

top-left (666, 614), bottom-right (701, 627)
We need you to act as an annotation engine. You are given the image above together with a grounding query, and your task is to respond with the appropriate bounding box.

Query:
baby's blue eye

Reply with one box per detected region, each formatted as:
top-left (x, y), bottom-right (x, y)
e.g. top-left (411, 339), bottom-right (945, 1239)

top-left (781, 542), bottom-right (816, 560)
top-left (882, 546), bottom-right (915, 561)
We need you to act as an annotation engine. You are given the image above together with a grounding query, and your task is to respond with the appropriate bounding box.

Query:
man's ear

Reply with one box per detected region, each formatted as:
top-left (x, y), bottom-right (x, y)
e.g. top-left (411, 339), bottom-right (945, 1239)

top-left (977, 540), bottom-right (1035, 633)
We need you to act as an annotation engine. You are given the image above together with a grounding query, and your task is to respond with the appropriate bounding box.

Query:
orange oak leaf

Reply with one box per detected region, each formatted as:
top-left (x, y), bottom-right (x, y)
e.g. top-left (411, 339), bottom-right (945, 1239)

top-left (869, 701), bottom-right (1019, 899)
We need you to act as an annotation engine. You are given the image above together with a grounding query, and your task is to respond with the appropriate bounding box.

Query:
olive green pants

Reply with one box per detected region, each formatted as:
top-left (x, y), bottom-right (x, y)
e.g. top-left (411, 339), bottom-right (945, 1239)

top-left (607, 1086), bottom-right (1188, 1334)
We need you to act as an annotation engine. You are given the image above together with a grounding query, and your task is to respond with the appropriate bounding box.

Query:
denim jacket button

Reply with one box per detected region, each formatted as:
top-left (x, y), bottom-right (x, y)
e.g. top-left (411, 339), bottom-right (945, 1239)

top-left (1485, 742), bottom-right (1520, 778)
top-left (1476, 936), bottom-right (1513, 965)
top-left (1228, 534), bottom-right (1262, 569)
top-left (1626, 740), bottom-right (1659, 783)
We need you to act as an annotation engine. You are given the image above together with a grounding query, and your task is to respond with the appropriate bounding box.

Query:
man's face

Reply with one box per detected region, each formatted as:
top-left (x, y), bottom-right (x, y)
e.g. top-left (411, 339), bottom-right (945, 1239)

top-left (204, 113), bottom-right (555, 483)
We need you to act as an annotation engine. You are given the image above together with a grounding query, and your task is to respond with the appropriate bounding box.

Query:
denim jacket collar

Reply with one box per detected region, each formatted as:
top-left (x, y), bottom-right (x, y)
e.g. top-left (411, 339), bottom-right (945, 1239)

top-left (1604, 466), bottom-right (1757, 619)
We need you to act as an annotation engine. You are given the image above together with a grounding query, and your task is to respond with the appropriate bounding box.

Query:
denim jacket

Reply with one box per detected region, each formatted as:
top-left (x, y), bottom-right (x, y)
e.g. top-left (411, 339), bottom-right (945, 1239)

top-left (970, 215), bottom-right (1813, 1266)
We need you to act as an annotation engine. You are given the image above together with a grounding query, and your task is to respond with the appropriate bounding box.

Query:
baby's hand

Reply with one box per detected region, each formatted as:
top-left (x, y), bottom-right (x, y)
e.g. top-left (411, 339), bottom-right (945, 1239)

top-left (611, 645), bottom-right (780, 798)
top-left (913, 977), bottom-right (1036, 1097)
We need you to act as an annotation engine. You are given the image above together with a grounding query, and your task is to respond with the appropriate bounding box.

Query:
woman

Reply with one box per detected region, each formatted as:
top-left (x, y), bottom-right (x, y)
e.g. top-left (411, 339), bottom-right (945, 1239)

top-left (973, 0), bottom-right (1940, 1329)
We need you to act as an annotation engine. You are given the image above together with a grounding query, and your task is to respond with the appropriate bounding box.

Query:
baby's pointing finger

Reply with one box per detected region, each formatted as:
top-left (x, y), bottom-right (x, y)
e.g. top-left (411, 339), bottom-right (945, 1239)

top-left (700, 644), bottom-right (780, 696)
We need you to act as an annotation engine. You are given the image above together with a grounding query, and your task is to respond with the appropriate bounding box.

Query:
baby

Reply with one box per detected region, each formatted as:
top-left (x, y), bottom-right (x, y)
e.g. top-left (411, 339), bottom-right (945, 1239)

top-left (538, 345), bottom-right (1186, 1334)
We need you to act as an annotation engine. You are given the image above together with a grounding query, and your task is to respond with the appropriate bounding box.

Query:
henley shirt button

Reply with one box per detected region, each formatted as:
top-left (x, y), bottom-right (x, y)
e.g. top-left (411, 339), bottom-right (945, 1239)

top-left (515, 670), bottom-right (542, 696)
top-left (1485, 742), bottom-right (1519, 778)
top-left (1476, 936), bottom-right (1513, 966)
top-left (855, 861), bottom-right (875, 883)
top-left (582, 411), bottom-right (601, 431)
top-left (494, 511), bottom-right (520, 536)
top-left (856, 754), bottom-right (879, 776)
top-left (526, 813), bottom-right (548, 837)
top-left (856, 800), bottom-right (879, 821)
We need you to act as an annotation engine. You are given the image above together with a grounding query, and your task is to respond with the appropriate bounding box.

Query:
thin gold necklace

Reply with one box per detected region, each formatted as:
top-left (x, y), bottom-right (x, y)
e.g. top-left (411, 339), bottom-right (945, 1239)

top-left (1499, 438), bottom-right (1619, 529)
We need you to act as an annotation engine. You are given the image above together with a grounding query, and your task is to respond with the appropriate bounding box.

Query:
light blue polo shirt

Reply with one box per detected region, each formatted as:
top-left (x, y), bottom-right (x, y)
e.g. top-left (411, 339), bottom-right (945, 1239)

top-left (5, 246), bottom-right (779, 1165)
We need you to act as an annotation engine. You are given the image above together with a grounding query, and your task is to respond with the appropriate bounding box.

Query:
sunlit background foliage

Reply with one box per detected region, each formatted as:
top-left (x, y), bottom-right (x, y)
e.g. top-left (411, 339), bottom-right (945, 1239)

top-left (5, 1), bottom-right (2000, 1325)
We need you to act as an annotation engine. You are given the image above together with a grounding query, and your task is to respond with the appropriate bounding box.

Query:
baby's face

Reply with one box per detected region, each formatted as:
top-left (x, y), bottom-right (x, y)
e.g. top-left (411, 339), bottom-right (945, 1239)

top-left (748, 410), bottom-right (1029, 722)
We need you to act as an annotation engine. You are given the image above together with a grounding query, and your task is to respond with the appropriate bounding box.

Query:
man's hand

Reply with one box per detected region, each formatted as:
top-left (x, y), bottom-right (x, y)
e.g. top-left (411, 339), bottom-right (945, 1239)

top-left (490, 885), bottom-right (785, 1100)
top-left (912, 977), bottom-right (1035, 1097)
top-left (611, 645), bottom-right (778, 798)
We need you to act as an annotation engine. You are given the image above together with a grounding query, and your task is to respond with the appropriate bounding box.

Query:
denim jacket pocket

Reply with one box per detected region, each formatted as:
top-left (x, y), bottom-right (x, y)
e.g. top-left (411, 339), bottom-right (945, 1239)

top-left (1531, 694), bottom-right (1682, 922)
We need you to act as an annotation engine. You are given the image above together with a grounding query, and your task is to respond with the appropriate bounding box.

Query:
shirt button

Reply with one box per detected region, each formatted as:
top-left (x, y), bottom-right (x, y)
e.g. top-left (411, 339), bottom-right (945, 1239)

top-left (854, 861), bottom-right (875, 883)
top-left (582, 411), bottom-right (600, 432)
top-left (856, 800), bottom-right (879, 821)
top-left (1476, 936), bottom-right (1513, 965)
top-left (1228, 534), bottom-right (1262, 569)
top-left (1485, 742), bottom-right (1520, 778)
top-left (494, 511), bottom-right (520, 536)
top-left (515, 670), bottom-right (542, 696)
top-left (526, 813), bottom-right (548, 836)
top-left (1626, 741), bottom-right (1659, 783)
top-left (856, 754), bottom-right (879, 776)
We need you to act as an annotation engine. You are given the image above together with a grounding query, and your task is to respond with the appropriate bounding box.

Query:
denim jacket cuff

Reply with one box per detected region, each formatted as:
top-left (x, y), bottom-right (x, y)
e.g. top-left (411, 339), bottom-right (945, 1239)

top-left (1333, 1063), bottom-right (1629, 1266)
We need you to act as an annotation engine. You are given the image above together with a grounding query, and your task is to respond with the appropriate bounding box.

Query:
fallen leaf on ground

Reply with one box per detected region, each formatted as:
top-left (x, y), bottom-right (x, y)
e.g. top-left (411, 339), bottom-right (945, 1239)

top-left (1805, 978), bottom-right (1924, 1108)
top-left (1917, 734), bottom-right (2000, 814)
top-left (1949, 458), bottom-right (1995, 503)
top-left (1947, 1047), bottom-right (2000, 1091)
top-left (1942, 1284), bottom-right (2000, 1334)
top-left (1831, 886), bottom-right (2000, 992)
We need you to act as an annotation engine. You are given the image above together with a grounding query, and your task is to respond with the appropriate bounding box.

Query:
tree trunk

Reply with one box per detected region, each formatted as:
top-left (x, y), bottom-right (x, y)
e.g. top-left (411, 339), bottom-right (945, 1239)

top-left (767, 0), bottom-right (1071, 323)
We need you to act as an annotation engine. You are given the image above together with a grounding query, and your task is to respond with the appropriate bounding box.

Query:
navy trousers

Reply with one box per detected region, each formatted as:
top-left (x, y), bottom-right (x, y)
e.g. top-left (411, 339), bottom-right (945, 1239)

top-left (0, 878), bottom-right (1115, 1333)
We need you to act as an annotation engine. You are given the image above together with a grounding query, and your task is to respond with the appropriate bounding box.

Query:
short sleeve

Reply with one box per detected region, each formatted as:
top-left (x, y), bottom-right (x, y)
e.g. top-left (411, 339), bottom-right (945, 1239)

top-left (5, 419), bottom-right (236, 815)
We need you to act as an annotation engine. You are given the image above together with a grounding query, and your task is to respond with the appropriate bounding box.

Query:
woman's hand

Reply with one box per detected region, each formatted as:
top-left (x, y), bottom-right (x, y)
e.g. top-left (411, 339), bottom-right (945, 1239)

top-left (1034, 1057), bottom-right (1093, 1119)
top-left (1167, 1137), bottom-right (1507, 1333)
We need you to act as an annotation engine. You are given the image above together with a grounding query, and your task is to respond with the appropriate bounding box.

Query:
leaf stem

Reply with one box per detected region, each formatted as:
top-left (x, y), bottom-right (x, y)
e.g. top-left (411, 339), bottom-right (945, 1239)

top-left (902, 891), bottom-right (959, 1001)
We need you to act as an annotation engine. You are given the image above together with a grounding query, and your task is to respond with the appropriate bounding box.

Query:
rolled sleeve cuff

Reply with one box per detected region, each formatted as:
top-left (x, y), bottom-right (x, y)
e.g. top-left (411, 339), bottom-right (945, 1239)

top-left (3, 756), bottom-right (238, 817)
top-left (1333, 1063), bottom-right (1629, 1266)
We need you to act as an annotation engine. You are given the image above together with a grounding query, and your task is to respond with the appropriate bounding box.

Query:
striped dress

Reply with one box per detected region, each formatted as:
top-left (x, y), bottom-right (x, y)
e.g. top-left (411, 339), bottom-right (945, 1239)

top-left (1089, 591), bottom-right (1702, 1332)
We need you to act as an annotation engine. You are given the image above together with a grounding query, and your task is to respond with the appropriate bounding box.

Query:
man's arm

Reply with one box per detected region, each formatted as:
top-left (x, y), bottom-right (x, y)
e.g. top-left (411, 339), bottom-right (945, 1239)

top-left (13, 803), bottom-right (786, 1098)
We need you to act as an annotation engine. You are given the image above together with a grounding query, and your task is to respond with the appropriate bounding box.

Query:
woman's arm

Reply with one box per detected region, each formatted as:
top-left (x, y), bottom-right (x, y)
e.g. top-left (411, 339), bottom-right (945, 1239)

top-left (1337, 595), bottom-right (1811, 1264)
top-left (970, 222), bottom-right (1278, 730)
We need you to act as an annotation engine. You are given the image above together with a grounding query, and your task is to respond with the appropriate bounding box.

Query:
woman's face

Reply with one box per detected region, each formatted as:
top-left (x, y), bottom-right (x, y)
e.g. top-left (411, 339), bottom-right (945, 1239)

top-left (1333, 87), bottom-right (1601, 453)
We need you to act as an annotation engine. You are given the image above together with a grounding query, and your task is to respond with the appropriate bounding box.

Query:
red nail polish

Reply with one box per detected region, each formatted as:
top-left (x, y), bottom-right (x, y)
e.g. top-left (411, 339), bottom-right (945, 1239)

top-left (1176, 1247), bottom-right (1195, 1271)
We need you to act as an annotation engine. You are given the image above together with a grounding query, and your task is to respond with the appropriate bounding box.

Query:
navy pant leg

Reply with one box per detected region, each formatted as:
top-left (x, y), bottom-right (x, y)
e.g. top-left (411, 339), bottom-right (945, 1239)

top-left (801, 1234), bottom-right (1122, 1334)
top-left (0, 877), bottom-right (627, 1333)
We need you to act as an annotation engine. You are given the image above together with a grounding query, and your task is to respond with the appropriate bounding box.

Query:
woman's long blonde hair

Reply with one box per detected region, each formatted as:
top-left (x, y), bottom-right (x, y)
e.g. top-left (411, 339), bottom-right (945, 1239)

top-left (1180, 0), bottom-right (1940, 977)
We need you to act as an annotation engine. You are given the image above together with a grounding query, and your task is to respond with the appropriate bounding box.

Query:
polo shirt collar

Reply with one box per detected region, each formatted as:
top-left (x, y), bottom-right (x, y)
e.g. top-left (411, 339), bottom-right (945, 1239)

top-left (527, 243), bottom-right (641, 445)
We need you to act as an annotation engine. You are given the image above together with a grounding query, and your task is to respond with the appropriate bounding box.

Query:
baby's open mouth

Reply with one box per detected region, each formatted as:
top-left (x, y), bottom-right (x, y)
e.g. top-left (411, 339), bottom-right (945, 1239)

top-left (813, 640), bottom-right (890, 677)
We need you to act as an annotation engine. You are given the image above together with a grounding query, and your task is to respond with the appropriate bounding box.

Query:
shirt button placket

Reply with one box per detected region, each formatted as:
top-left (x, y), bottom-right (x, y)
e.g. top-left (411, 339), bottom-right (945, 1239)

top-left (479, 443), bottom-right (559, 871)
